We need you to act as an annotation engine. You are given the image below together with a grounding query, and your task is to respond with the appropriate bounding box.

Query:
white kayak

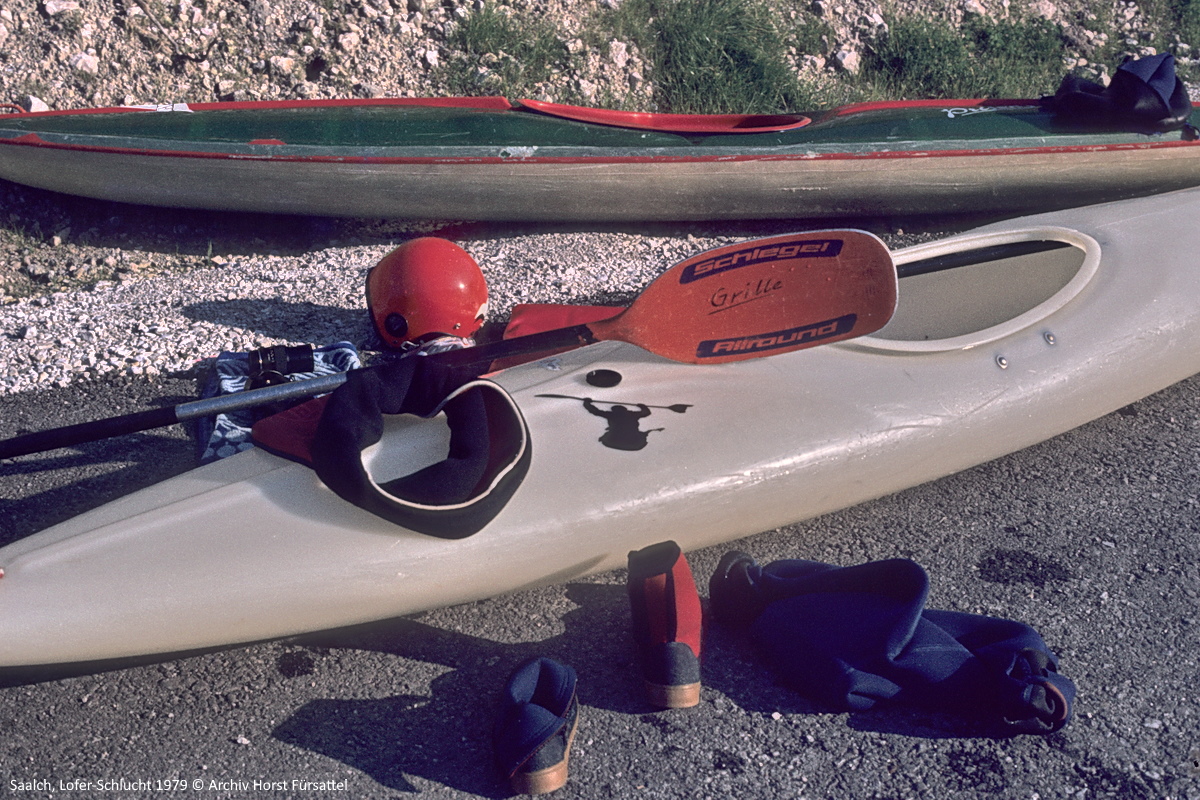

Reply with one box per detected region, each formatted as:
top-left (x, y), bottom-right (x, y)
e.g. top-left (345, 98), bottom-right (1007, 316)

top-left (4, 189), bottom-right (1200, 667)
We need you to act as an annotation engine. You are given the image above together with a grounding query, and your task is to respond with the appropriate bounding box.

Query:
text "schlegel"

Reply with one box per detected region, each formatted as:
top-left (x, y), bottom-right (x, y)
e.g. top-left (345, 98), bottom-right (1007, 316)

top-left (681, 239), bottom-right (844, 284)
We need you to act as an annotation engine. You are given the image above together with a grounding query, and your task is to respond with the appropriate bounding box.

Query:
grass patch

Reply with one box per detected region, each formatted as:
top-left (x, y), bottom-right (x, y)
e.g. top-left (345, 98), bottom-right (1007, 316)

top-left (438, 0), bottom-right (1190, 113)
top-left (1136, 0), bottom-right (1200, 78)
top-left (1138, 0), bottom-right (1196, 44)
top-left (596, 0), bottom-right (834, 113)
top-left (646, 0), bottom-right (797, 112)
top-left (864, 14), bottom-right (1069, 98)
top-left (438, 3), bottom-right (574, 98)
top-left (1176, 0), bottom-right (1200, 43)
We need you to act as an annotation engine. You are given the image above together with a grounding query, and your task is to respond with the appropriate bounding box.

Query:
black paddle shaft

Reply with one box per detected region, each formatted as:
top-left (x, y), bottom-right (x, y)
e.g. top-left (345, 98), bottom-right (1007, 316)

top-left (0, 406), bottom-right (181, 459)
top-left (0, 325), bottom-right (599, 460)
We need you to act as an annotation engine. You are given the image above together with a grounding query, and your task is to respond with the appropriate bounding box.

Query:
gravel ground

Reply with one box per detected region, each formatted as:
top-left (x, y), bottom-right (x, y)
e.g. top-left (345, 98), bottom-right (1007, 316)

top-left (0, 222), bottom-right (701, 396)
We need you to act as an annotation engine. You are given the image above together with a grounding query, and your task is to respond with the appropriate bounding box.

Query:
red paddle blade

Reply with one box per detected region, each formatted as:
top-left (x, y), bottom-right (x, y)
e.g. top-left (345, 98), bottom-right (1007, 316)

top-left (593, 231), bottom-right (897, 364)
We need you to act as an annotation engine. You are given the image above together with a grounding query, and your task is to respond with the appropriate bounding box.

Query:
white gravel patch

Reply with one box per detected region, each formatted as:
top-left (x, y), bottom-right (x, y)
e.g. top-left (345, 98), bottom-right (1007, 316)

top-left (0, 231), bottom-right (739, 397)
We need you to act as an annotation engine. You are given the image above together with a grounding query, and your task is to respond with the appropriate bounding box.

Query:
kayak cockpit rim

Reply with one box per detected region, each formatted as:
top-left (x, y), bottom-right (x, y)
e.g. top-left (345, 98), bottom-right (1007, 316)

top-left (849, 227), bottom-right (1100, 352)
top-left (516, 99), bottom-right (812, 134)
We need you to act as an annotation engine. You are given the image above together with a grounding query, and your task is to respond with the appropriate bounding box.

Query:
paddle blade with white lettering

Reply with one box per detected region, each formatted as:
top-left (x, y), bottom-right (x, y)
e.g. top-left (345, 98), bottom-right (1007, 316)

top-left (590, 230), bottom-right (897, 364)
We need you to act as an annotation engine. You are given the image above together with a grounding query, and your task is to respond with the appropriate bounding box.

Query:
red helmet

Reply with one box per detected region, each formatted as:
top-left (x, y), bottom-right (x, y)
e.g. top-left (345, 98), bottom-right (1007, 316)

top-left (366, 238), bottom-right (489, 349)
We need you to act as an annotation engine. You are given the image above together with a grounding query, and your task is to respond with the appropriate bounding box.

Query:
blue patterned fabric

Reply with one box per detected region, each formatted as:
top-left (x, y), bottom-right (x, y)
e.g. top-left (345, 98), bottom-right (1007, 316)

top-left (399, 335), bottom-right (475, 357)
top-left (195, 342), bottom-right (361, 464)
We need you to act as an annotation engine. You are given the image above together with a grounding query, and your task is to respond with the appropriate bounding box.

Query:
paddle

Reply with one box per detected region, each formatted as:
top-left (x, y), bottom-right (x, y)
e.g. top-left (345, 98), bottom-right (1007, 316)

top-left (536, 394), bottom-right (693, 413)
top-left (0, 230), bottom-right (897, 460)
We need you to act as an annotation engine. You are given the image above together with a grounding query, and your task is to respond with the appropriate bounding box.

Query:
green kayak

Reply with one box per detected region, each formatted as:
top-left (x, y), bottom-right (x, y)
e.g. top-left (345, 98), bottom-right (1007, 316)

top-left (1, 94), bottom-right (1198, 220)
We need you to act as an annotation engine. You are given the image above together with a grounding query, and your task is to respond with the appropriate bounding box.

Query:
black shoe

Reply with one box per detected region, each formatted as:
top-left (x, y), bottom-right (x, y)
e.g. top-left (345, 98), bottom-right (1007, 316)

top-left (493, 658), bottom-right (580, 794)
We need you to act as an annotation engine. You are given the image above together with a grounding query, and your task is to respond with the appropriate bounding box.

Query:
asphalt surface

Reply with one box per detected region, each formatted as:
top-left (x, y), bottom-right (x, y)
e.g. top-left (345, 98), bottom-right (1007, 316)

top-left (2, 234), bottom-right (1200, 800)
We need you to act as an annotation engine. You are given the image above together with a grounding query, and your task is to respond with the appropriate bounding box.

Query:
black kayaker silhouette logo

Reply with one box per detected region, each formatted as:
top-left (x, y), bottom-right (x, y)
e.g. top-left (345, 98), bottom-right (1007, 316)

top-left (536, 393), bottom-right (692, 451)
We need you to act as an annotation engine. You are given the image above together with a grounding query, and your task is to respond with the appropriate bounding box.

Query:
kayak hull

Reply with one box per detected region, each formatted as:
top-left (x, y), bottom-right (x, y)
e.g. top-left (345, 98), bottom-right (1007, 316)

top-left (4, 189), bottom-right (1200, 665)
top-left (2, 98), bottom-right (1199, 220)
top-left (4, 140), bottom-right (1200, 221)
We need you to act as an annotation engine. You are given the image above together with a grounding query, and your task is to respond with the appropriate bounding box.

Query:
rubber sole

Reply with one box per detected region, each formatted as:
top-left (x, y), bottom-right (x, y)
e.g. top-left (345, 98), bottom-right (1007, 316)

top-left (645, 680), bottom-right (701, 709)
top-left (509, 707), bottom-right (581, 795)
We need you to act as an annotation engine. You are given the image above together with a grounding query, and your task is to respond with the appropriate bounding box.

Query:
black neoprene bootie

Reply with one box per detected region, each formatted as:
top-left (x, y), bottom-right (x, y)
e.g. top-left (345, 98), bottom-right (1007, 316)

top-left (708, 550), bottom-right (768, 627)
